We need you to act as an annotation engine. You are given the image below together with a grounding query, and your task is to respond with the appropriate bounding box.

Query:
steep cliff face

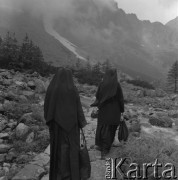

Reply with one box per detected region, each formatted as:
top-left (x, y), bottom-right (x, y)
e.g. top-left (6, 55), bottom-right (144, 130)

top-left (166, 16), bottom-right (178, 32)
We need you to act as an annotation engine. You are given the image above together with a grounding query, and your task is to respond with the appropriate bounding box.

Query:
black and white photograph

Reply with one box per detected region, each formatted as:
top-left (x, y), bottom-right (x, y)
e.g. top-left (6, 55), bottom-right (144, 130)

top-left (0, 0), bottom-right (178, 179)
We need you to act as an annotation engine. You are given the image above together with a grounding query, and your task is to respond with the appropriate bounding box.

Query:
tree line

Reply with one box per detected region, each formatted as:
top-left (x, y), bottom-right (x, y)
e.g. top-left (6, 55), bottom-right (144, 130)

top-left (0, 32), bottom-right (57, 76)
top-left (167, 60), bottom-right (178, 93)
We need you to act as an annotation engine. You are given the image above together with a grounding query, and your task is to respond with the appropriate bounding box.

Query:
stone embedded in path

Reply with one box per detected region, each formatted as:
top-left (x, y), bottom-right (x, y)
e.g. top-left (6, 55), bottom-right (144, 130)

top-left (12, 164), bottom-right (45, 180)
top-left (41, 174), bottom-right (49, 180)
top-left (30, 153), bottom-right (50, 167)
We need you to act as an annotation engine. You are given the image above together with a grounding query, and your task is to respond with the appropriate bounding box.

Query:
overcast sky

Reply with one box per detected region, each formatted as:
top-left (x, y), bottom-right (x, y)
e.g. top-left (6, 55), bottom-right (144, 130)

top-left (0, 0), bottom-right (177, 25)
top-left (115, 0), bottom-right (178, 24)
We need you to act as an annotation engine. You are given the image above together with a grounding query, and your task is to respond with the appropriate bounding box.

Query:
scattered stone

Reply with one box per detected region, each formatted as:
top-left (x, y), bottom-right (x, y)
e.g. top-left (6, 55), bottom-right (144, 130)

top-left (15, 123), bottom-right (29, 139)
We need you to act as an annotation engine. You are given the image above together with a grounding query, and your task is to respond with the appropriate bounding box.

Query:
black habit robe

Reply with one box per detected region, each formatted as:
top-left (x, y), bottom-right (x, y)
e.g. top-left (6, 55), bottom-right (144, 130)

top-left (93, 69), bottom-right (124, 151)
top-left (44, 68), bottom-right (87, 180)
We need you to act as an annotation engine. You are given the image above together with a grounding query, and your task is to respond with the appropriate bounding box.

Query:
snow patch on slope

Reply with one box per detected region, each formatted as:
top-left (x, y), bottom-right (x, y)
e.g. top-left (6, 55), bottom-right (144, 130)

top-left (44, 22), bottom-right (86, 61)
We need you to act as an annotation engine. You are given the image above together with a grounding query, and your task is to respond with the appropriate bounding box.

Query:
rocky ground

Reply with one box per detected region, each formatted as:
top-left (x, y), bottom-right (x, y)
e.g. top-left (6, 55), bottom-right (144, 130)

top-left (0, 69), bottom-right (177, 179)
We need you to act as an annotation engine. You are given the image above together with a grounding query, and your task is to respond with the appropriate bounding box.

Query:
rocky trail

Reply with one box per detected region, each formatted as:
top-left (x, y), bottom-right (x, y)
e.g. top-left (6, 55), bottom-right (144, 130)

top-left (0, 69), bottom-right (177, 179)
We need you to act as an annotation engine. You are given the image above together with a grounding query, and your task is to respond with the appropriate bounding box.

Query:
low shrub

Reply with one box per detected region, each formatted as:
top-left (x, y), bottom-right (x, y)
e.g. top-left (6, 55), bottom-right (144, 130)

top-left (127, 79), bottom-right (155, 90)
top-left (115, 135), bottom-right (178, 179)
top-left (149, 116), bottom-right (172, 128)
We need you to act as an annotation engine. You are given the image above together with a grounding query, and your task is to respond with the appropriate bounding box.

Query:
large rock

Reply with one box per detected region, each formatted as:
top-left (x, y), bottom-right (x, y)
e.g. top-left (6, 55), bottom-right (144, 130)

top-left (15, 123), bottom-right (29, 138)
top-left (12, 164), bottom-right (45, 180)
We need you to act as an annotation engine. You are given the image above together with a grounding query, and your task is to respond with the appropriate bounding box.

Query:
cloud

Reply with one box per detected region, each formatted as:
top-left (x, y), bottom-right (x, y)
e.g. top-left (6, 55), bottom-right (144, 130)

top-left (158, 0), bottom-right (178, 8)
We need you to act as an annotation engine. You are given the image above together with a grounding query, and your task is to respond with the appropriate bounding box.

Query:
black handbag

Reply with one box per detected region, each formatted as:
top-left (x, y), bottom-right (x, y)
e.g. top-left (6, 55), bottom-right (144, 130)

top-left (118, 120), bottom-right (129, 142)
top-left (91, 108), bottom-right (98, 119)
top-left (79, 129), bottom-right (91, 179)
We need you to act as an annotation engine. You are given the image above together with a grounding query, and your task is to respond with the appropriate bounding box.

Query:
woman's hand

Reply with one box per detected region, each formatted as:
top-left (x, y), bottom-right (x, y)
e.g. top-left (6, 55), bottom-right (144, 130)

top-left (120, 113), bottom-right (124, 122)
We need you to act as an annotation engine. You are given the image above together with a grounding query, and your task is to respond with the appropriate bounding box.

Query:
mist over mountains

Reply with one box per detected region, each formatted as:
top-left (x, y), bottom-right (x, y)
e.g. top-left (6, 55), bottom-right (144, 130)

top-left (0, 0), bottom-right (178, 81)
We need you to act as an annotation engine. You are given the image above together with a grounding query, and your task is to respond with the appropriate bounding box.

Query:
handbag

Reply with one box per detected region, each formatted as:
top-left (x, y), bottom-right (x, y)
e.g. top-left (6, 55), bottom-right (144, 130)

top-left (91, 108), bottom-right (98, 119)
top-left (118, 119), bottom-right (129, 142)
top-left (79, 128), bottom-right (91, 179)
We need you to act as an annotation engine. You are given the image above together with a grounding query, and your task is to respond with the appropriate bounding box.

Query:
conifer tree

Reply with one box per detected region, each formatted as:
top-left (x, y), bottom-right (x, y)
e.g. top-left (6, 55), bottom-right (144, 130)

top-left (167, 61), bottom-right (178, 93)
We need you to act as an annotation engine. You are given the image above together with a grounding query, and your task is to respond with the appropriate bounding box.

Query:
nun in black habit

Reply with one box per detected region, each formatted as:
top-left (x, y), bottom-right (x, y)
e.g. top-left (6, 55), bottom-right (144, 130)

top-left (44, 68), bottom-right (87, 180)
top-left (91, 69), bottom-right (124, 158)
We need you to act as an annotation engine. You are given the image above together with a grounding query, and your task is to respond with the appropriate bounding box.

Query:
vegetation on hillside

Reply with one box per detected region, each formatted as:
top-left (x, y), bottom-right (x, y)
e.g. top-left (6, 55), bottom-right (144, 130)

top-left (0, 32), bottom-right (57, 76)
top-left (167, 60), bottom-right (178, 93)
top-left (126, 79), bottom-right (155, 90)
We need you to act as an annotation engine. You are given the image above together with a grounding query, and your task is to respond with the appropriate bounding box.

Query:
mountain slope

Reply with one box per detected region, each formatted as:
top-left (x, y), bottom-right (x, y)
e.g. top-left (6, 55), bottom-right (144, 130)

top-left (53, 1), bottom-right (178, 80)
top-left (166, 17), bottom-right (178, 32)
top-left (0, 9), bottom-right (78, 66)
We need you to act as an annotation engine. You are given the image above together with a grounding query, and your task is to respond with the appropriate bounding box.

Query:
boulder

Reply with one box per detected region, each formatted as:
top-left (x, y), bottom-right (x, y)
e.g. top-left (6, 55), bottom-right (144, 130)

top-left (15, 123), bottom-right (29, 138)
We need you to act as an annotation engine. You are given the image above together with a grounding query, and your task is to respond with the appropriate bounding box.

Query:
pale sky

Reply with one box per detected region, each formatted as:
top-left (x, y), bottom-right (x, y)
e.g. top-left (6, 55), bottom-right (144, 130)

top-left (115, 0), bottom-right (178, 24)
